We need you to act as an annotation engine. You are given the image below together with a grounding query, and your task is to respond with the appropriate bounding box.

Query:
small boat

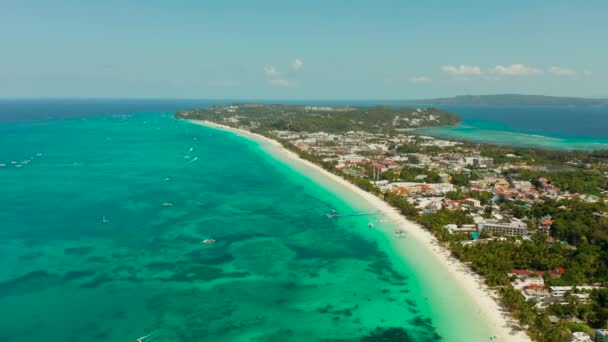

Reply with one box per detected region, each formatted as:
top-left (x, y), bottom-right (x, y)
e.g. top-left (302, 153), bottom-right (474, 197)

top-left (101, 216), bottom-right (109, 224)
top-left (331, 209), bottom-right (337, 213)
top-left (164, 177), bottom-right (171, 181)
top-left (201, 239), bottom-right (216, 244)
top-left (136, 330), bottom-right (160, 342)
top-left (395, 230), bottom-right (407, 238)
top-left (162, 202), bottom-right (173, 207)
top-left (368, 223), bottom-right (375, 228)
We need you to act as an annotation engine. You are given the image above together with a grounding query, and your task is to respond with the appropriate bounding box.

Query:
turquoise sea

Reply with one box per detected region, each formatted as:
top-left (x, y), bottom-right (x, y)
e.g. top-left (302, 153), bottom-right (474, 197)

top-left (0, 101), bottom-right (498, 341)
top-left (413, 105), bottom-right (608, 151)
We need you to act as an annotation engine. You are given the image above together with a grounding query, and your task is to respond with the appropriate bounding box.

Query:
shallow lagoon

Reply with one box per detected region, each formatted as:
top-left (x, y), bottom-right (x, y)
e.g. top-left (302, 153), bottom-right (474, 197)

top-left (0, 113), bottom-right (496, 341)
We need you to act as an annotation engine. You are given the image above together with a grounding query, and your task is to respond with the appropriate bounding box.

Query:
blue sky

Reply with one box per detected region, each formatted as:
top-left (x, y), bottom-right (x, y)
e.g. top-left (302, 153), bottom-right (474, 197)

top-left (1, 0), bottom-right (607, 99)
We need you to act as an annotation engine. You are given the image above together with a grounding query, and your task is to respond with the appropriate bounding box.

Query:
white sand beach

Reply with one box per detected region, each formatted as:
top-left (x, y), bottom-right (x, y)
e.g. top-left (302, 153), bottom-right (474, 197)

top-left (189, 119), bottom-right (531, 342)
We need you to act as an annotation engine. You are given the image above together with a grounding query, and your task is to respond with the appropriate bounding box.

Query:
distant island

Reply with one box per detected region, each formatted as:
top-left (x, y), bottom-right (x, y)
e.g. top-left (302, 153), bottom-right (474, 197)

top-left (394, 94), bottom-right (608, 107)
top-left (177, 104), bottom-right (460, 133)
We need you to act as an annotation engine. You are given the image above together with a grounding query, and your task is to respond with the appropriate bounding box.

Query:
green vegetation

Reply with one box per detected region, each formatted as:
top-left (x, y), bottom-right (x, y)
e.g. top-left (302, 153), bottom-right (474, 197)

top-left (478, 143), bottom-right (608, 165)
top-left (511, 169), bottom-right (608, 196)
top-left (176, 104), bottom-right (460, 133)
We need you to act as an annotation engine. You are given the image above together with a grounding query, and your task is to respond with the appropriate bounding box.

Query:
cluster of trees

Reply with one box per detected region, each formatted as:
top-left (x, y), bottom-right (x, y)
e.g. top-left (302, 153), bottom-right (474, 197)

top-left (508, 168), bottom-right (608, 196)
top-left (445, 189), bottom-right (493, 205)
top-left (478, 141), bottom-right (608, 166)
top-left (396, 166), bottom-right (443, 183)
top-left (530, 199), bottom-right (608, 245)
top-left (547, 288), bottom-right (608, 330)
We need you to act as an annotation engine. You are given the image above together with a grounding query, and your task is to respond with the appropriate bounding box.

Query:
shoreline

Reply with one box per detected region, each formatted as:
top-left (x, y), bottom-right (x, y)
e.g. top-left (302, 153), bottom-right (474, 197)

top-left (188, 119), bottom-right (530, 342)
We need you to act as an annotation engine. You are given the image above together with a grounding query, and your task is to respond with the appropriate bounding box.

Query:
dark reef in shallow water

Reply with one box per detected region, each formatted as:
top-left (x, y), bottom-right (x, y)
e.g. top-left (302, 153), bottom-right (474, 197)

top-left (360, 327), bottom-right (415, 341)
top-left (64, 269), bottom-right (96, 281)
top-left (64, 246), bottom-right (95, 256)
top-left (0, 270), bottom-right (61, 297)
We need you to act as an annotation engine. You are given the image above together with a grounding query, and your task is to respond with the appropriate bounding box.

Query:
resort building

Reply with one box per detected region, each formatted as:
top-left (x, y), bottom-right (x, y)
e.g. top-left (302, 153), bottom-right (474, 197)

top-left (477, 220), bottom-right (527, 237)
top-left (550, 286), bottom-right (604, 298)
top-left (570, 332), bottom-right (592, 342)
top-left (464, 156), bottom-right (494, 168)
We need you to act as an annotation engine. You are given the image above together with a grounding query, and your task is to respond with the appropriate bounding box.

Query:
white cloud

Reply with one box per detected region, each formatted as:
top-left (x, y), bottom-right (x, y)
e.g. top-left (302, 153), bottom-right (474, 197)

top-left (549, 66), bottom-right (577, 76)
top-left (269, 79), bottom-right (292, 87)
top-left (264, 58), bottom-right (303, 87)
top-left (409, 76), bottom-right (432, 84)
top-left (292, 58), bottom-right (303, 72)
top-left (440, 65), bottom-right (481, 75)
top-left (263, 66), bottom-right (279, 77)
top-left (490, 64), bottom-right (543, 76)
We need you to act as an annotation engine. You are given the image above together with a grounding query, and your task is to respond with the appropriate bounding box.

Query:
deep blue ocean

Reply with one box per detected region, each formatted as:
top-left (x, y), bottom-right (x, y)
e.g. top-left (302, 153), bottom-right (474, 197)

top-left (415, 105), bottom-right (608, 150)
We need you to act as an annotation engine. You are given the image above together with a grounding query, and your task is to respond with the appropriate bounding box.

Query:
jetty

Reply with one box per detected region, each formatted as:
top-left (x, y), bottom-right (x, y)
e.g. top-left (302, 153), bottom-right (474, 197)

top-left (326, 212), bottom-right (380, 219)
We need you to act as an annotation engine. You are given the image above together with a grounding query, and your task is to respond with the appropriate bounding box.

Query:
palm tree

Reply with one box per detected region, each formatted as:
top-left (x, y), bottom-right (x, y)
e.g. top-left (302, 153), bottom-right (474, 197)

top-left (544, 322), bottom-right (571, 342)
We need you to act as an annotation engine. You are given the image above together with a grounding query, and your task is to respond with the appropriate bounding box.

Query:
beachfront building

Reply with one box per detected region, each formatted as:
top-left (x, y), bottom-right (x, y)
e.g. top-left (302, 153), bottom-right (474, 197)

top-left (477, 219), bottom-right (527, 237)
top-left (523, 285), bottom-right (550, 300)
top-left (571, 332), bottom-right (593, 342)
top-left (445, 224), bottom-right (477, 234)
top-left (464, 156), bottom-right (494, 168)
top-left (550, 286), bottom-right (604, 298)
top-left (339, 154), bottom-right (368, 163)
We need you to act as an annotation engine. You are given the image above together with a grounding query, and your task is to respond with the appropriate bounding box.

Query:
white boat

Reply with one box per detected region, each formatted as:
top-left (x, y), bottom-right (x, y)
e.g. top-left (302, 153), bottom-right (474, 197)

top-left (201, 238), bottom-right (216, 244)
top-left (136, 330), bottom-right (160, 342)
top-left (101, 216), bottom-right (109, 224)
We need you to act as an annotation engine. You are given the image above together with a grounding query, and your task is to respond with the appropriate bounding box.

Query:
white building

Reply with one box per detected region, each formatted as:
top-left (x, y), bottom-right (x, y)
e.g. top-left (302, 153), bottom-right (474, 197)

top-left (465, 156), bottom-right (494, 168)
top-left (570, 332), bottom-right (592, 342)
top-left (477, 220), bottom-right (527, 237)
top-left (338, 154), bottom-right (367, 163)
top-left (463, 198), bottom-right (482, 208)
top-left (550, 286), bottom-right (604, 298)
